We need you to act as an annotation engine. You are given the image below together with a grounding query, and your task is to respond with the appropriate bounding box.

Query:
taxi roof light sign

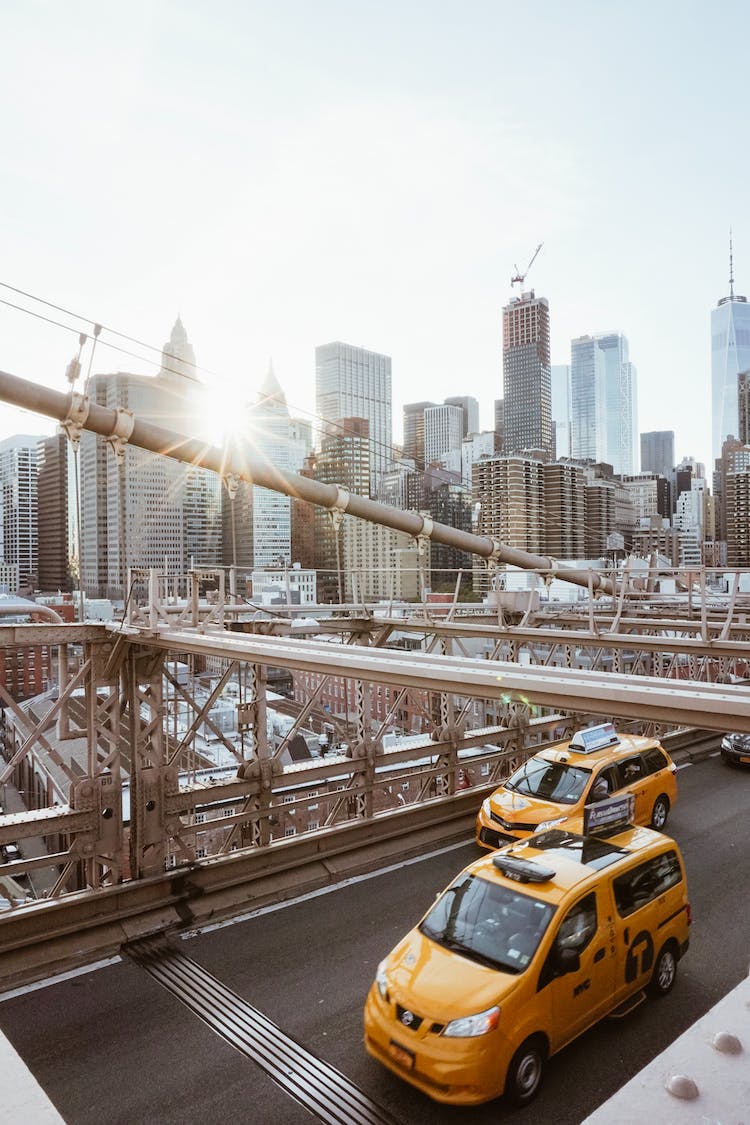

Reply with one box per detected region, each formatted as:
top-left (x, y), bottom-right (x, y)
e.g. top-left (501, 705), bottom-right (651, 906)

top-left (492, 855), bottom-right (556, 883)
top-left (583, 793), bottom-right (635, 836)
top-left (568, 722), bottom-right (620, 754)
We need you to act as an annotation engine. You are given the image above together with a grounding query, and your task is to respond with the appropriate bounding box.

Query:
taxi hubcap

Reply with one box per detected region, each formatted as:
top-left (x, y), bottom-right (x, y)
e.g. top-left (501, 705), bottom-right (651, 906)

top-left (658, 952), bottom-right (675, 989)
top-left (517, 1052), bottom-right (541, 1093)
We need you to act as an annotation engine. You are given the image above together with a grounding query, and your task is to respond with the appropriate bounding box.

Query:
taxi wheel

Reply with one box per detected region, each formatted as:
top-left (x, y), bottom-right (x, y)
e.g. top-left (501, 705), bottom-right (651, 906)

top-left (650, 795), bottom-right (670, 831)
top-left (505, 1036), bottom-right (546, 1105)
top-left (648, 942), bottom-right (678, 997)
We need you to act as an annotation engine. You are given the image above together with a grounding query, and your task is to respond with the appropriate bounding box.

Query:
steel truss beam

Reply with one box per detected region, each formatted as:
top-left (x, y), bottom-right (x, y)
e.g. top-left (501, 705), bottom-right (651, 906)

top-left (141, 628), bottom-right (750, 732)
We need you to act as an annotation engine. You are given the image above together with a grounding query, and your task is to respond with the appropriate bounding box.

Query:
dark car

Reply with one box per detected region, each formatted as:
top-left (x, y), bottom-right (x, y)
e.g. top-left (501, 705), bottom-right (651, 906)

top-left (1, 843), bottom-right (21, 863)
top-left (720, 733), bottom-right (750, 767)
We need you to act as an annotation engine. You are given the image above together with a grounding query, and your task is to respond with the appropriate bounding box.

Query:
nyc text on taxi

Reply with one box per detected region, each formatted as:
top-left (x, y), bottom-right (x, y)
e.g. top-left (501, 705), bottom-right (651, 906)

top-left (364, 796), bottom-right (691, 1105)
top-left (476, 723), bottom-right (677, 849)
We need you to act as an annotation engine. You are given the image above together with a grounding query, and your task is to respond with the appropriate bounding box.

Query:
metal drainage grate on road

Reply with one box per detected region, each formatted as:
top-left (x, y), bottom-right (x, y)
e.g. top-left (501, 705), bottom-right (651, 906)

top-left (126, 937), bottom-right (399, 1125)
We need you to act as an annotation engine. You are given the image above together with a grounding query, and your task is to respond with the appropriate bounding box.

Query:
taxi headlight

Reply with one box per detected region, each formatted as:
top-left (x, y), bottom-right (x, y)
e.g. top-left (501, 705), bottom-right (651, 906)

top-left (537, 815), bottom-right (567, 832)
top-left (376, 959), bottom-right (388, 999)
top-left (442, 1005), bottom-right (500, 1038)
top-left (481, 797), bottom-right (492, 818)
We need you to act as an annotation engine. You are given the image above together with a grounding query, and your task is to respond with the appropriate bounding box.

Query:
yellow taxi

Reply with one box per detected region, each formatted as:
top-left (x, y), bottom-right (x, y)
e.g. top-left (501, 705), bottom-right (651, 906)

top-left (476, 723), bottom-right (677, 849)
top-left (364, 795), bottom-right (690, 1106)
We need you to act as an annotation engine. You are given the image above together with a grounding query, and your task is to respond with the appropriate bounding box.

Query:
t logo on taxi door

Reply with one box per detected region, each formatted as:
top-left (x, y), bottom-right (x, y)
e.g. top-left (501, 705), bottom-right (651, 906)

top-left (625, 931), bottom-right (654, 983)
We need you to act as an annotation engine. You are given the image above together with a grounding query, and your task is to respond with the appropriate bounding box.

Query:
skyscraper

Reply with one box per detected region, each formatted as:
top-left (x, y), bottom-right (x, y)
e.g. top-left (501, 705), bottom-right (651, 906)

top-left (312, 417), bottom-right (371, 601)
top-left (424, 404), bottom-right (463, 469)
top-left (159, 315), bottom-right (198, 384)
top-left (247, 364), bottom-right (292, 568)
top-left (570, 332), bottom-right (638, 474)
top-left (502, 291), bottom-right (552, 457)
top-left (79, 319), bottom-right (220, 598)
top-left (402, 401), bottom-right (437, 471)
top-left (424, 475), bottom-right (472, 590)
top-left (0, 435), bottom-right (41, 594)
top-left (80, 371), bottom-right (189, 597)
top-left (315, 342), bottom-right (392, 496)
top-left (288, 418), bottom-right (314, 472)
top-left (711, 241), bottom-right (750, 466)
top-left (472, 455), bottom-right (545, 554)
top-left (542, 461), bottom-right (585, 557)
top-left (640, 430), bottom-right (675, 478)
top-left (494, 398), bottom-right (504, 449)
top-left (726, 467), bottom-right (750, 566)
top-left (550, 364), bottom-right (571, 460)
top-left (462, 431), bottom-right (498, 488)
top-left (37, 432), bottom-right (71, 592)
top-left (444, 395), bottom-right (479, 438)
top-left (739, 371), bottom-right (750, 445)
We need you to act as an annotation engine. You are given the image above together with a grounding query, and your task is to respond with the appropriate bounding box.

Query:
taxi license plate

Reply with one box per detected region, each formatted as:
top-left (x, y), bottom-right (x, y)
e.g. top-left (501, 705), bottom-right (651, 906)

top-left (740, 755), bottom-right (750, 763)
top-left (388, 1041), bottom-right (415, 1070)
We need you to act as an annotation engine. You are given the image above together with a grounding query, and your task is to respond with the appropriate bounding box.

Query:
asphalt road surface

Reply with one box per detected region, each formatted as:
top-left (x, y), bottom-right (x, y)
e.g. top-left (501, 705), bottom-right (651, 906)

top-left (1, 752), bottom-right (747, 1125)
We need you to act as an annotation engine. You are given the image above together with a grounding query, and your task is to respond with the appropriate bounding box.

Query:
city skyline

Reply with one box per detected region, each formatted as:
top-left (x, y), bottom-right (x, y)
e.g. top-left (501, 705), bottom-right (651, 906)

top-left (3, 2), bottom-right (750, 470)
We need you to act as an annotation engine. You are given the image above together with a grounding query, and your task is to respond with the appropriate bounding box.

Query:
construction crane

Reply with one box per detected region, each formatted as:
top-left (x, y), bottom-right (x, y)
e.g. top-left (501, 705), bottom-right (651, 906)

top-left (511, 242), bottom-right (543, 289)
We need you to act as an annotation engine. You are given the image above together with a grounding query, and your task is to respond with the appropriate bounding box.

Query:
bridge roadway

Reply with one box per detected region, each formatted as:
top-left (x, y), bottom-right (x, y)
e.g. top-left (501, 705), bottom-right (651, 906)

top-left (0, 752), bottom-right (747, 1124)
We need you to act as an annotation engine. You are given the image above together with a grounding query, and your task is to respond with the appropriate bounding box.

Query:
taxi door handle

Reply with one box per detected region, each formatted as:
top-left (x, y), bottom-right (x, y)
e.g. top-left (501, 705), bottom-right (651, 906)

top-left (594, 948), bottom-right (605, 963)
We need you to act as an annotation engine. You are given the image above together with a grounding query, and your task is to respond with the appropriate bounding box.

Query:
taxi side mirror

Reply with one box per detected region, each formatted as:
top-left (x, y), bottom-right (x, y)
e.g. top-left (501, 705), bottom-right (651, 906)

top-left (554, 947), bottom-right (581, 975)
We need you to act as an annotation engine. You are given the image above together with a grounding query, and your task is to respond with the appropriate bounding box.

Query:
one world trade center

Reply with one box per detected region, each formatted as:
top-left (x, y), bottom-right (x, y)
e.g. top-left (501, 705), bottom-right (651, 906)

top-left (711, 238), bottom-right (750, 466)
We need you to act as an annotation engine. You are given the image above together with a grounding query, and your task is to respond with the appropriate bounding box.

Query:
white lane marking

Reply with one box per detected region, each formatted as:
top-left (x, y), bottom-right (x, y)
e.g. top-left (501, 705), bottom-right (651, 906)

top-left (0, 957), bottom-right (122, 1002)
top-left (183, 837), bottom-right (474, 937)
top-left (0, 838), bottom-right (475, 997)
top-left (676, 761), bottom-right (693, 770)
top-left (709, 750), bottom-right (721, 757)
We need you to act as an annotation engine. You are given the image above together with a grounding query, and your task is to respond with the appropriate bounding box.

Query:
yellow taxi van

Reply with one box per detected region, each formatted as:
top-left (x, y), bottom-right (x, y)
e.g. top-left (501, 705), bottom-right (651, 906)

top-left (476, 722), bottom-right (677, 849)
top-left (365, 795), bottom-right (690, 1106)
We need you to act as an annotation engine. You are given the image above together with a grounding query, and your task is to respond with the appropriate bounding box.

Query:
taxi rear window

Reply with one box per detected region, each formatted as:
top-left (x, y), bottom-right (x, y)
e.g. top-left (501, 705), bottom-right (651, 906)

top-left (642, 747), bottom-right (669, 774)
top-left (612, 850), bottom-right (683, 916)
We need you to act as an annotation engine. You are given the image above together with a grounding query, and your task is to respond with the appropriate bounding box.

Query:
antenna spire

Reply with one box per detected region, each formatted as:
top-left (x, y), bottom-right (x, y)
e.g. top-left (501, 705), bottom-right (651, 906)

top-left (729, 227), bottom-right (735, 299)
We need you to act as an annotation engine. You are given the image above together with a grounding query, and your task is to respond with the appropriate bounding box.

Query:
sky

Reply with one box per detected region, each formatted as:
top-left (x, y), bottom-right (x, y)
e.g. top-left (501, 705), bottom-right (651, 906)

top-left (0, 0), bottom-right (746, 469)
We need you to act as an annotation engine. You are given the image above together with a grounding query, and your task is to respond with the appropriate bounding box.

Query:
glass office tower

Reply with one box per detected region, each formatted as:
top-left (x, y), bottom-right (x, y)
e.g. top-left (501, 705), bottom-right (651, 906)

top-left (315, 342), bottom-right (392, 497)
top-left (570, 332), bottom-right (637, 474)
top-left (711, 257), bottom-right (750, 466)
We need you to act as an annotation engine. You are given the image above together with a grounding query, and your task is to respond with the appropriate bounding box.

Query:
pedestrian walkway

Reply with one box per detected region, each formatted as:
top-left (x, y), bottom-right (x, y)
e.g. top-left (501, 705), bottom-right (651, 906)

top-left (583, 969), bottom-right (750, 1123)
top-left (0, 1032), bottom-right (66, 1123)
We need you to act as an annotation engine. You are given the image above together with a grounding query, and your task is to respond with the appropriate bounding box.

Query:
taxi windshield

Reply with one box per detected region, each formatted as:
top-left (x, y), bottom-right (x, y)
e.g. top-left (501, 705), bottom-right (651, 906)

top-left (419, 874), bottom-right (555, 974)
top-left (505, 758), bottom-right (591, 805)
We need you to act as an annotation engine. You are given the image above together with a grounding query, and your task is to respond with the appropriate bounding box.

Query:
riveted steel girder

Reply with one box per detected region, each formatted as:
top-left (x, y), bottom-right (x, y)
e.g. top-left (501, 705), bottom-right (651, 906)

top-left (140, 628), bottom-right (750, 732)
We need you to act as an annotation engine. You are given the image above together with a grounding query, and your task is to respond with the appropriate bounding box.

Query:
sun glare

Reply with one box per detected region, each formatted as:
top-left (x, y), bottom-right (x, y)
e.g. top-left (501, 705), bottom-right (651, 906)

top-left (196, 390), bottom-right (248, 450)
